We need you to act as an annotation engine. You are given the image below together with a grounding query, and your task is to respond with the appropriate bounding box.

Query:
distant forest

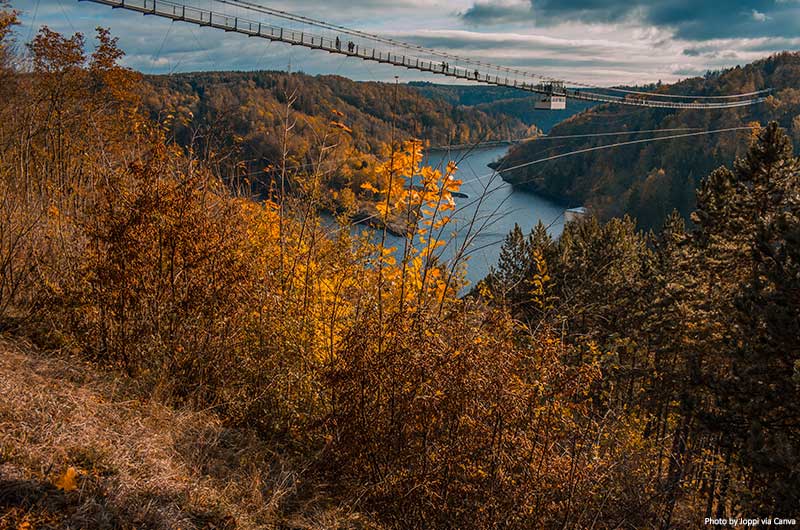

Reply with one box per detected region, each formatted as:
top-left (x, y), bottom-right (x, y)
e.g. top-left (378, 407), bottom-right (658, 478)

top-left (143, 71), bottom-right (538, 172)
top-left (497, 52), bottom-right (800, 228)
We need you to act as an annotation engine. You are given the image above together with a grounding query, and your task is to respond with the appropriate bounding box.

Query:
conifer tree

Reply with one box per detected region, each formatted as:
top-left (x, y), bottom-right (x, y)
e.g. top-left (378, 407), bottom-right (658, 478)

top-left (680, 122), bottom-right (800, 515)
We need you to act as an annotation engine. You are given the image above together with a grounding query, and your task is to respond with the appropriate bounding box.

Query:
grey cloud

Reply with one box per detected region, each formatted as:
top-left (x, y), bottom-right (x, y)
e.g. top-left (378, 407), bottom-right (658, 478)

top-left (462, 0), bottom-right (800, 40)
top-left (12, 0), bottom-right (796, 86)
top-left (681, 36), bottom-right (800, 60)
top-left (403, 33), bottom-right (600, 55)
top-left (460, 3), bottom-right (532, 24)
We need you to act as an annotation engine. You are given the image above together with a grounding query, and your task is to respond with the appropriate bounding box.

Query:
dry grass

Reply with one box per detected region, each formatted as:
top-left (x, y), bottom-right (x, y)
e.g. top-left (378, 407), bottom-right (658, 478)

top-left (0, 335), bottom-right (378, 530)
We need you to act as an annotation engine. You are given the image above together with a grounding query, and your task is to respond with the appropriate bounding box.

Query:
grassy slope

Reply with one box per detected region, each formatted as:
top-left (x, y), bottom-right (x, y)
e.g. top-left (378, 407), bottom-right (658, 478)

top-left (0, 337), bottom-right (378, 530)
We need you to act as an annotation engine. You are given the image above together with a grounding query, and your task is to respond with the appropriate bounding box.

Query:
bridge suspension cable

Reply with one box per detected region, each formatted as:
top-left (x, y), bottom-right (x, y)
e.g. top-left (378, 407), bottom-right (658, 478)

top-left (79, 0), bottom-right (770, 109)
top-left (214, 0), bottom-right (772, 103)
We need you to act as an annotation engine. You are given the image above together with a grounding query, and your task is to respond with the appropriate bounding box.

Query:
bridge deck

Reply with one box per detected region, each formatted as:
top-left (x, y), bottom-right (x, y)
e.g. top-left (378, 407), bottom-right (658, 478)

top-left (82, 0), bottom-right (767, 110)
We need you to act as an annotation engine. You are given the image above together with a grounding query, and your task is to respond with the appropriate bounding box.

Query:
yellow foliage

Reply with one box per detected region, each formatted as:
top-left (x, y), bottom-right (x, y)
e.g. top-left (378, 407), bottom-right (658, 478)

top-left (360, 181), bottom-right (379, 194)
top-left (748, 120), bottom-right (763, 143)
top-left (0, 21), bottom-right (668, 529)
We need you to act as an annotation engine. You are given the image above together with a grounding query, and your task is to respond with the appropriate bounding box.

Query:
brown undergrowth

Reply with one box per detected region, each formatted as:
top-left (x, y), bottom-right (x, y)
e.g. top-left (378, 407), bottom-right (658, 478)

top-left (0, 8), bottom-right (676, 528)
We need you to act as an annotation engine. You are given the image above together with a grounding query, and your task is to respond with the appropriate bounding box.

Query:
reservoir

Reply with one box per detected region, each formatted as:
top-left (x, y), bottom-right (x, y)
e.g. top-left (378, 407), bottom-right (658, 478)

top-left (361, 145), bottom-right (566, 289)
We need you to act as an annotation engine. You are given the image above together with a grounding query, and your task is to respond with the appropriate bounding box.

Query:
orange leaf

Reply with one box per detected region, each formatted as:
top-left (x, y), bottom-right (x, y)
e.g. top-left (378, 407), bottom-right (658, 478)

top-left (360, 182), bottom-right (379, 193)
top-left (55, 466), bottom-right (78, 492)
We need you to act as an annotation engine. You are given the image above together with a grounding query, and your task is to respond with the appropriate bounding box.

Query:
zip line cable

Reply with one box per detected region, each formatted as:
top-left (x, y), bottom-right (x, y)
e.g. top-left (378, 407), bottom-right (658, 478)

top-left (235, 126), bottom-right (722, 179)
top-left (459, 125), bottom-right (758, 187)
top-left (525, 127), bottom-right (700, 141)
top-left (404, 125), bottom-right (756, 248)
top-left (151, 20), bottom-right (174, 73)
top-left (237, 124), bottom-right (749, 252)
top-left (409, 125), bottom-right (760, 255)
top-left (26, 0), bottom-right (42, 43)
top-left (457, 127), bottom-right (757, 253)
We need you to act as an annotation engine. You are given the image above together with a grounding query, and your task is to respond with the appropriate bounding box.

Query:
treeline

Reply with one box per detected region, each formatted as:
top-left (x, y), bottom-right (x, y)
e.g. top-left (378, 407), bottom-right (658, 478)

top-left (480, 121), bottom-right (800, 522)
top-left (497, 52), bottom-right (800, 228)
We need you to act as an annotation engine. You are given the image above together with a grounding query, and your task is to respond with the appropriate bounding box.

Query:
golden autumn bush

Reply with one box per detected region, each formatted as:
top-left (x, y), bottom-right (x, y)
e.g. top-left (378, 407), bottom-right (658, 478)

top-left (1, 17), bottom-right (667, 529)
top-left (323, 312), bottom-right (655, 528)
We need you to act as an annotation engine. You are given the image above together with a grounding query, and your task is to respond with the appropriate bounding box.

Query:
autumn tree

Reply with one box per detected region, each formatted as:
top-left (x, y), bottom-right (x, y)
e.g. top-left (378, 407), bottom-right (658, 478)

top-left (0, 0), bottom-right (16, 78)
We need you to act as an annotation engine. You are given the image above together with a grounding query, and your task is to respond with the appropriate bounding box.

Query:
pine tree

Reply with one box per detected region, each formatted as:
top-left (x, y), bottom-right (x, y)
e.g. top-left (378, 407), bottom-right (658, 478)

top-left (688, 122), bottom-right (800, 514)
top-left (724, 123), bottom-right (799, 513)
top-left (494, 223), bottom-right (528, 300)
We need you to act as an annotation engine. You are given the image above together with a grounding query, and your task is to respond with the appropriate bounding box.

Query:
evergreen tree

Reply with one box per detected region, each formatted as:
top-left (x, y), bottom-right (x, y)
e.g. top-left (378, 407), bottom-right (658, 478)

top-left (709, 123), bottom-right (799, 513)
top-left (669, 122), bottom-right (800, 516)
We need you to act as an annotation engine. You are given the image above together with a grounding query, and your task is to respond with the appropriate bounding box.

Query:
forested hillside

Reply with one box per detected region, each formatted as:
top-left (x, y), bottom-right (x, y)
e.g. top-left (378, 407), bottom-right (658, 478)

top-left (142, 73), bottom-right (592, 218)
top-left (143, 72), bottom-right (537, 233)
top-left (407, 82), bottom-right (525, 106)
top-left (479, 121), bottom-right (800, 523)
top-left (144, 71), bottom-right (531, 172)
top-left (496, 52), bottom-right (800, 228)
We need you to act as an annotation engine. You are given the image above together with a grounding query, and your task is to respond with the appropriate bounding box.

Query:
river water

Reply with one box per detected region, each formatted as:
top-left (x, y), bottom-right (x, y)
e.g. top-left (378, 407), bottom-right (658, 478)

top-left (358, 146), bottom-right (566, 289)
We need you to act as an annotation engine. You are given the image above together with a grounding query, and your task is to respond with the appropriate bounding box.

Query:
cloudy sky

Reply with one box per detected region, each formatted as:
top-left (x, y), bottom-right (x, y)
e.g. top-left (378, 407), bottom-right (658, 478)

top-left (12, 0), bottom-right (800, 85)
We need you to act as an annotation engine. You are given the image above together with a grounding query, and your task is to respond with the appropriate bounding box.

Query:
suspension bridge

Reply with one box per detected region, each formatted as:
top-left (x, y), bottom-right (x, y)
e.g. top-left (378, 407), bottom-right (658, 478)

top-left (79, 0), bottom-right (771, 110)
